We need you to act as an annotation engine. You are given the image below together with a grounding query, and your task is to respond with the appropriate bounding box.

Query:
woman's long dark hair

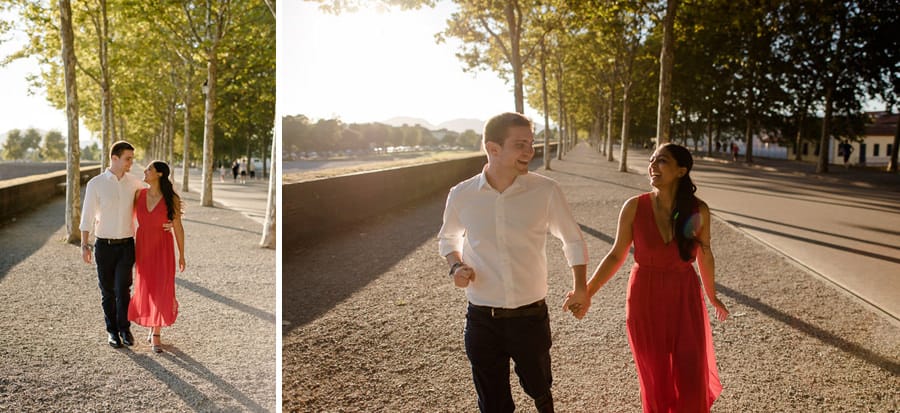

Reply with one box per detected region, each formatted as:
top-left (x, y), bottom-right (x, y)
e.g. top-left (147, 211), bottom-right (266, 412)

top-left (151, 160), bottom-right (181, 221)
top-left (658, 143), bottom-right (699, 261)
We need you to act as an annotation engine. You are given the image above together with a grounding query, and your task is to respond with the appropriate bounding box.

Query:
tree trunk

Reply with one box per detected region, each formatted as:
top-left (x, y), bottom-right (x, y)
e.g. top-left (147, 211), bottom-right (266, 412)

top-left (706, 111), bottom-right (713, 157)
top-left (794, 111), bottom-right (805, 161)
top-left (556, 59), bottom-right (564, 161)
top-left (59, 0), bottom-right (81, 244)
top-left (619, 82), bottom-right (631, 172)
top-left (167, 99), bottom-right (176, 166)
top-left (888, 109), bottom-right (899, 172)
top-left (505, 2), bottom-right (524, 114)
top-left (656, 0), bottom-right (678, 145)
top-left (201, 51), bottom-right (219, 207)
top-left (260, 131), bottom-right (276, 248)
top-left (744, 117), bottom-right (753, 163)
top-left (606, 85), bottom-right (615, 161)
top-left (182, 67), bottom-right (192, 192)
top-left (816, 83), bottom-right (834, 173)
top-left (540, 39), bottom-right (551, 170)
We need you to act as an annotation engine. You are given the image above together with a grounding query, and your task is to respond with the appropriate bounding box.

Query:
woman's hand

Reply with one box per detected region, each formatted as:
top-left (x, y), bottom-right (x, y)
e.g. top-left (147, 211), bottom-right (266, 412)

top-left (562, 291), bottom-right (590, 319)
top-left (178, 256), bottom-right (186, 272)
top-left (711, 296), bottom-right (729, 321)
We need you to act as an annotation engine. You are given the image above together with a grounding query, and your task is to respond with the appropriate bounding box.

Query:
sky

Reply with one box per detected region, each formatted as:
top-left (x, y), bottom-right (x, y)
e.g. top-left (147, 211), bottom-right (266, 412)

top-left (0, 11), bottom-right (94, 144)
top-left (279, 1), bottom-right (541, 127)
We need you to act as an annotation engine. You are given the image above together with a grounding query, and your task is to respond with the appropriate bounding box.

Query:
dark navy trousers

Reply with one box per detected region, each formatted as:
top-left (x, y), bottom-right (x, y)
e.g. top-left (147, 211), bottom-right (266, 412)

top-left (465, 303), bottom-right (554, 413)
top-left (94, 239), bottom-right (135, 335)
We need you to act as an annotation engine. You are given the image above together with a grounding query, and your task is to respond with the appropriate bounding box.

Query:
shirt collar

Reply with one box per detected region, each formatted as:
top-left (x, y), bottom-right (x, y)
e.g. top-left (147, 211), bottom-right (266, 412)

top-left (477, 168), bottom-right (527, 193)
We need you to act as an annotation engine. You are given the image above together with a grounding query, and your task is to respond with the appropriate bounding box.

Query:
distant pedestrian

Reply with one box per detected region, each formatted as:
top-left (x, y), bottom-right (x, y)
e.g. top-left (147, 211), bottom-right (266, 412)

top-left (731, 142), bottom-right (739, 162)
top-left (715, 140), bottom-right (721, 153)
top-left (839, 141), bottom-right (853, 167)
top-left (231, 160), bottom-right (239, 182)
top-left (239, 159), bottom-right (247, 184)
top-left (248, 160), bottom-right (256, 180)
top-left (218, 161), bottom-right (226, 182)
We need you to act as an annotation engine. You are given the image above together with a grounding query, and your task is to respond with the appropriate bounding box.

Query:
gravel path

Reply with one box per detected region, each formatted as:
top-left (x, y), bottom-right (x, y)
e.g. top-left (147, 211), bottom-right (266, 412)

top-left (0, 186), bottom-right (276, 411)
top-left (283, 144), bottom-right (899, 412)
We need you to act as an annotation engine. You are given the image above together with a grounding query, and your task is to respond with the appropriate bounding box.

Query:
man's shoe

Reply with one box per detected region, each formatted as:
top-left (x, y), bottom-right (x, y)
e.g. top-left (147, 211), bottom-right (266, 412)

top-left (108, 333), bottom-right (122, 348)
top-left (120, 330), bottom-right (135, 346)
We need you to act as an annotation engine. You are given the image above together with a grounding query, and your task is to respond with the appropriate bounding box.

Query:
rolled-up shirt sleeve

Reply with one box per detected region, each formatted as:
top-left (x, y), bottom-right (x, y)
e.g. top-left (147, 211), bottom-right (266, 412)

top-left (79, 179), bottom-right (97, 233)
top-left (548, 184), bottom-right (588, 267)
top-left (438, 187), bottom-right (465, 258)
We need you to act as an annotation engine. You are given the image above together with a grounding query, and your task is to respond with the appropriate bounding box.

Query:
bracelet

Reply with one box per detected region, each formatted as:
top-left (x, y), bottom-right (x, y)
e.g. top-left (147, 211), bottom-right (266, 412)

top-left (81, 244), bottom-right (93, 250)
top-left (448, 262), bottom-right (464, 277)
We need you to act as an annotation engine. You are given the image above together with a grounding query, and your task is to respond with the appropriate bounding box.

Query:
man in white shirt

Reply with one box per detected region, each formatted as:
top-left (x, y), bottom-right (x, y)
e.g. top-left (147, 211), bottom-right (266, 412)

top-left (438, 112), bottom-right (590, 413)
top-left (80, 141), bottom-right (145, 348)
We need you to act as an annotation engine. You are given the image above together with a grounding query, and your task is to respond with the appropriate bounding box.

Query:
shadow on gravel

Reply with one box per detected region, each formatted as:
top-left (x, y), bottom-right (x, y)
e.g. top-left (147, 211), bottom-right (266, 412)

top-left (282, 192), bottom-right (445, 334)
top-left (552, 169), bottom-right (647, 193)
top-left (718, 285), bottom-right (900, 376)
top-left (0, 196), bottom-right (66, 282)
top-left (124, 348), bottom-right (269, 413)
top-left (176, 279), bottom-right (274, 323)
top-left (122, 350), bottom-right (223, 411)
top-left (181, 217), bottom-right (262, 235)
top-left (164, 347), bottom-right (269, 413)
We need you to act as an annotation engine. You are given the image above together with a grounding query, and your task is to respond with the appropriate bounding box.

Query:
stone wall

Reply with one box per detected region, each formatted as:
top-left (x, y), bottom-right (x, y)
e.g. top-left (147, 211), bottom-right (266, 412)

top-left (0, 166), bottom-right (102, 225)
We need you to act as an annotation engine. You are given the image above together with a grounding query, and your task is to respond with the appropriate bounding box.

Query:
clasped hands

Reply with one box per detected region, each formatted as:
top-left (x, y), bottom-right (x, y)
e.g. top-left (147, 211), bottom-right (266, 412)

top-left (562, 290), bottom-right (591, 320)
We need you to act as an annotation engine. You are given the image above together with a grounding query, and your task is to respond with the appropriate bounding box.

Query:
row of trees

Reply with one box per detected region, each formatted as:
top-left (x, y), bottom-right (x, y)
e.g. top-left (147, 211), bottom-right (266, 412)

top-left (320, 0), bottom-right (899, 173)
top-left (282, 114), bottom-right (482, 155)
top-left (0, 1), bottom-right (276, 246)
top-left (2, 128), bottom-right (64, 161)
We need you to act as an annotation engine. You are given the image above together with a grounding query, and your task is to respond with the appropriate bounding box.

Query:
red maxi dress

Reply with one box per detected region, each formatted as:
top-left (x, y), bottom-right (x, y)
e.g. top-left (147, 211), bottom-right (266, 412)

top-left (128, 188), bottom-right (179, 327)
top-left (626, 193), bottom-right (721, 412)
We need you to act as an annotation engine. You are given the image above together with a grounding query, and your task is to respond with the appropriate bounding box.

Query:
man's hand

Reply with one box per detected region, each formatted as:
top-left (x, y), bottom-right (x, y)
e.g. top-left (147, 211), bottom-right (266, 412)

top-left (451, 263), bottom-right (475, 288)
top-left (81, 245), bottom-right (93, 264)
top-left (562, 290), bottom-right (590, 320)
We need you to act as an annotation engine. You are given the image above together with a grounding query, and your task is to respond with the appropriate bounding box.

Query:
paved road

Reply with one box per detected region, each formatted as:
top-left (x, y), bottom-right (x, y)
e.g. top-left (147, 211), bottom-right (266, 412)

top-left (171, 167), bottom-right (271, 225)
top-left (620, 147), bottom-right (900, 321)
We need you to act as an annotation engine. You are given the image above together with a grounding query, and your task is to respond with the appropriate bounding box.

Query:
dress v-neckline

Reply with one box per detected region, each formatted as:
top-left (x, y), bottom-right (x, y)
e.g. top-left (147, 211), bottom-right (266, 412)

top-left (146, 190), bottom-right (162, 213)
top-left (649, 194), bottom-right (674, 246)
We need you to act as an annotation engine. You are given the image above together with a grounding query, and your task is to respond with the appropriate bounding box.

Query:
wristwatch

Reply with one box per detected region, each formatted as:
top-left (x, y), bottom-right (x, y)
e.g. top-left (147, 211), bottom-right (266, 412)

top-left (449, 262), bottom-right (464, 277)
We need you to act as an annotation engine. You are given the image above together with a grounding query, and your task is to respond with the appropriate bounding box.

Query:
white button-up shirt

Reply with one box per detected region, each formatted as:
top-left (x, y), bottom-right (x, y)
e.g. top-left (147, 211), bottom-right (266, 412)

top-left (438, 171), bottom-right (588, 308)
top-left (79, 169), bottom-right (145, 239)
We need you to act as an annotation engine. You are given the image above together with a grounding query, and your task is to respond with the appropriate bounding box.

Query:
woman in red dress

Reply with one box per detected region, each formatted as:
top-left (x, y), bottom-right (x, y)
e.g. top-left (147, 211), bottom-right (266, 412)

top-left (128, 161), bottom-right (185, 353)
top-left (565, 143), bottom-right (729, 412)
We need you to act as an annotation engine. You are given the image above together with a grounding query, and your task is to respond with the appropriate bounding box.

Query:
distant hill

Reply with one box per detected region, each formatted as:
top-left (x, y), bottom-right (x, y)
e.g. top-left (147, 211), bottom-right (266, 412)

top-left (437, 118), bottom-right (484, 134)
top-left (381, 117), bottom-right (437, 130)
top-left (381, 116), bottom-right (545, 134)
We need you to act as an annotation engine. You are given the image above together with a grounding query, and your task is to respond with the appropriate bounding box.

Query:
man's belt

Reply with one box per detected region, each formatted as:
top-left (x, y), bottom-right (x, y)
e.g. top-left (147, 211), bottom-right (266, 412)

top-left (95, 237), bottom-right (133, 245)
top-left (469, 299), bottom-right (547, 319)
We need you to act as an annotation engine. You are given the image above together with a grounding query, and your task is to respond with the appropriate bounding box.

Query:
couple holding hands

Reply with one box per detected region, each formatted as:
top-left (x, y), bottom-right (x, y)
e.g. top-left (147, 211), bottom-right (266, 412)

top-left (439, 112), bottom-right (729, 413)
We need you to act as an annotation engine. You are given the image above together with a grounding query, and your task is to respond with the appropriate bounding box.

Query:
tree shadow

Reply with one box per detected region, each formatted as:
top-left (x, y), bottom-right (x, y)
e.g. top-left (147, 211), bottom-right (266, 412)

top-left (715, 209), bottom-right (900, 252)
top-left (0, 196), bottom-right (66, 282)
top-left (718, 284), bottom-right (900, 376)
top-left (282, 191), bottom-right (446, 334)
top-left (123, 347), bottom-right (269, 412)
top-left (726, 220), bottom-right (900, 266)
top-left (176, 278), bottom-right (274, 323)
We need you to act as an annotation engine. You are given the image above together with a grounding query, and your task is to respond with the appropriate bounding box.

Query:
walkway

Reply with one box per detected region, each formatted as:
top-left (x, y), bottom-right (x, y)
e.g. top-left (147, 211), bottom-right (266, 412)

top-left (283, 143), bottom-right (899, 412)
top-left (0, 167), bottom-right (275, 412)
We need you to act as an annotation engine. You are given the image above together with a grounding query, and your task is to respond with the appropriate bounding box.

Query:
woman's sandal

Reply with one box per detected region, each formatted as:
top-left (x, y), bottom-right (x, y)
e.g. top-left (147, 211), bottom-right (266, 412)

top-left (150, 334), bottom-right (163, 353)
